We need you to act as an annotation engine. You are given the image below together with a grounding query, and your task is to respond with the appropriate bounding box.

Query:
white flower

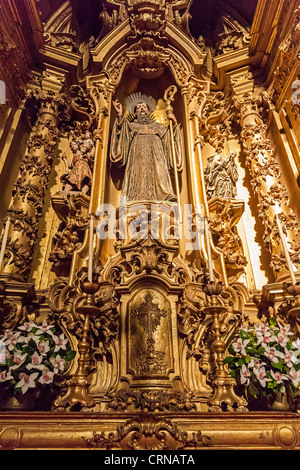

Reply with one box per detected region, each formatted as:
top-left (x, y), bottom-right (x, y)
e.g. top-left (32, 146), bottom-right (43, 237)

top-left (263, 346), bottom-right (284, 364)
top-left (50, 355), bottom-right (65, 374)
top-left (248, 357), bottom-right (266, 369)
top-left (255, 322), bottom-right (269, 335)
top-left (278, 323), bottom-right (294, 337)
top-left (38, 368), bottom-right (54, 385)
top-left (0, 370), bottom-right (13, 383)
top-left (270, 370), bottom-right (288, 384)
top-left (38, 340), bottom-right (50, 356)
top-left (10, 352), bottom-right (27, 370)
top-left (232, 338), bottom-right (250, 356)
top-left (288, 368), bottom-right (300, 388)
top-left (24, 332), bottom-right (41, 345)
top-left (53, 334), bottom-right (68, 352)
top-left (282, 348), bottom-right (299, 368)
top-left (4, 331), bottom-right (23, 351)
top-left (292, 339), bottom-right (300, 350)
top-left (35, 321), bottom-right (54, 337)
top-left (240, 364), bottom-right (251, 385)
top-left (18, 321), bottom-right (36, 332)
top-left (240, 324), bottom-right (254, 333)
top-left (277, 332), bottom-right (290, 348)
top-left (26, 352), bottom-right (44, 371)
top-left (16, 372), bottom-right (39, 394)
top-left (253, 367), bottom-right (271, 387)
top-left (256, 330), bottom-right (275, 346)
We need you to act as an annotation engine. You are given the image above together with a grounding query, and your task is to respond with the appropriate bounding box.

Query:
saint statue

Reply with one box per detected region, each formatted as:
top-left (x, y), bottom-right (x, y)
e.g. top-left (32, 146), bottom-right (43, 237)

top-left (204, 153), bottom-right (238, 200)
top-left (109, 92), bottom-right (183, 202)
top-left (60, 134), bottom-right (94, 195)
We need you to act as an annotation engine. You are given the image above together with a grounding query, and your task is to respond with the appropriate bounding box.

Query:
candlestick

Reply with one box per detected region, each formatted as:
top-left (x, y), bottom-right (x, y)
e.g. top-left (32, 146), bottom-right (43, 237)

top-left (204, 217), bottom-right (214, 282)
top-left (0, 217), bottom-right (10, 272)
top-left (275, 214), bottom-right (297, 285)
top-left (88, 215), bottom-right (94, 283)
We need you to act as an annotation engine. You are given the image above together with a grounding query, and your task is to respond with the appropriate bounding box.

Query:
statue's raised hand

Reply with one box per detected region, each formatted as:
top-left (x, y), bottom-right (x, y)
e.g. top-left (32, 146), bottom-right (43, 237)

top-left (113, 99), bottom-right (123, 116)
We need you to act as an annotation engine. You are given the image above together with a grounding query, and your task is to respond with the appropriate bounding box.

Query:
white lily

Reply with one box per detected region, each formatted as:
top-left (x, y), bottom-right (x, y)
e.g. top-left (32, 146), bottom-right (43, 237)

top-left (254, 322), bottom-right (269, 335)
top-left (38, 340), bottom-right (50, 356)
top-left (38, 368), bottom-right (54, 385)
top-left (0, 370), bottom-right (13, 383)
top-left (283, 348), bottom-right (299, 368)
top-left (292, 339), bottom-right (300, 350)
top-left (263, 346), bottom-right (284, 364)
top-left (270, 370), bottom-right (288, 384)
top-left (35, 321), bottom-right (54, 337)
top-left (277, 332), bottom-right (290, 348)
top-left (16, 372), bottom-right (39, 394)
top-left (53, 334), bottom-right (68, 352)
top-left (278, 323), bottom-right (294, 337)
top-left (18, 321), bottom-right (36, 333)
top-left (26, 351), bottom-right (44, 371)
top-left (50, 355), bottom-right (65, 374)
top-left (4, 331), bottom-right (23, 351)
top-left (240, 364), bottom-right (251, 386)
top-left (10, 352), bottom-right (27, 370)
top-left (253, 367), bottom-right (271, 387)
top-left (25, 332), bottom-right (41, 345)
top-left (288, 368), bottom-right (300, 387)
top-left (232, 337), bottom-right (250, 356)
top-left (248, 357), bottom-right (266, 369)
top-left (256, 330), bottom-right (275, 346)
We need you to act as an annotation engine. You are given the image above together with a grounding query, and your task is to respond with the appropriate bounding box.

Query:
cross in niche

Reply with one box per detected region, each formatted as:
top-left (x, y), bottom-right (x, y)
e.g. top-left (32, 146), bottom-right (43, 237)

top-left (132, 292), bottom-right (166, 344)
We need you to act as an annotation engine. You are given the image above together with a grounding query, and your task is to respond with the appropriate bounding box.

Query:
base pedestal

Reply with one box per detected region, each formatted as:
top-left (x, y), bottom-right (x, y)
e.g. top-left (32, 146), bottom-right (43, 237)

top-left (0, 411), bottom-right (299, 449)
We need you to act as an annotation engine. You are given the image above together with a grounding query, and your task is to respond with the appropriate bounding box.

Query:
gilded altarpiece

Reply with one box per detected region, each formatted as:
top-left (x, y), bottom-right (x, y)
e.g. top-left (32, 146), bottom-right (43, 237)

top-left (0, 0), bottom-right (300, 450)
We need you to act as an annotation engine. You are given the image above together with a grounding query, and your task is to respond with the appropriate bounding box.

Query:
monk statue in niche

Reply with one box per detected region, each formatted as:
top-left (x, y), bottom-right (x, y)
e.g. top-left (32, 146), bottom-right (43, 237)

top-left (110, 92), bottom-right (183, 202)
top-left (204, 152), bottom-right (238, 200)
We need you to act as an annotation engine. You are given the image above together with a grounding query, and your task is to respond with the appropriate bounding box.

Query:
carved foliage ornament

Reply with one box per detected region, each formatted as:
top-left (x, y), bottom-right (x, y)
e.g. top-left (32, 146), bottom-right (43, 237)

top-left (82, 414), bottom-right (210, 450)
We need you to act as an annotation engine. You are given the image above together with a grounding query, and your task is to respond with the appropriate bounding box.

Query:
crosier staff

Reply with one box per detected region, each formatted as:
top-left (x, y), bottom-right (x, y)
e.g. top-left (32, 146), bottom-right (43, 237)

top-left (164, 85), bottom-right (182, 224)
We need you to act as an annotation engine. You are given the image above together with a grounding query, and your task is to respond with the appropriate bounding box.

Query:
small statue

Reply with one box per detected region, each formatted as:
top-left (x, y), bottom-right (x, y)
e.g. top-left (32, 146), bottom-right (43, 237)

top-left (82, 130), bottom-right (95, 161)
top-left (204, 153), bottom-right (238, 200)
top-left (61, 138), bottom-right (93, 195)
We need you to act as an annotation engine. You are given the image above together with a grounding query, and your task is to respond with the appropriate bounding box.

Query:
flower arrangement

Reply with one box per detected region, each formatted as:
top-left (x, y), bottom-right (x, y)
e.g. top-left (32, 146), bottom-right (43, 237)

top-left (224, 317), bottom-right (300, 407)
top-left (0, 320), bottom-right (75, 397)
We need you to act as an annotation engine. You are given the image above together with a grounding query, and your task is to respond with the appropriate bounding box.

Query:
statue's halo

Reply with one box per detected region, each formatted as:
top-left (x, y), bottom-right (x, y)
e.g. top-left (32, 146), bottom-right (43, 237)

top-left (125, 92), bottom-right (157, 114)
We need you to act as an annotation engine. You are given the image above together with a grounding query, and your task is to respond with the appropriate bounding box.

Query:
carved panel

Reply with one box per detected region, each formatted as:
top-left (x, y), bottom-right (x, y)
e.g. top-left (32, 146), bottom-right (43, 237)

top-left (127, 289), bottom-right (173, 378)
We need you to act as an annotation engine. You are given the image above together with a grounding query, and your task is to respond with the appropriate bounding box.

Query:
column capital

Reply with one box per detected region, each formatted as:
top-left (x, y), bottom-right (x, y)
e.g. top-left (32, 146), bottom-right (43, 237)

top-left (227, 66), bottom-right (254, 96)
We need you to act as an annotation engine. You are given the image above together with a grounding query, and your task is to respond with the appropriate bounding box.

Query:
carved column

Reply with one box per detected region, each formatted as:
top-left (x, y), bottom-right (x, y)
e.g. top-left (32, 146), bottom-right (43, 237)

top-left (184, 82), bottom-right (229, 286)
top-left (0, 89), bottom-right (69, 280)
top-left (232, 77), bottom-right (300, 281)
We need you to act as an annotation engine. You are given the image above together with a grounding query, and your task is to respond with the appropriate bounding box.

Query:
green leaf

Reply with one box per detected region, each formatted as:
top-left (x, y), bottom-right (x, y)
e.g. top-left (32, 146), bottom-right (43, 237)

top-left (245, 354), bottom-right (251, 364)
top-left (223, 356), bottom-right (234, 364)
top-left (269, 317), bottom-right (278, 327)
top-left (271, 361), bottom-right (283, 371)
top-left (240, 330), bottom-right (252, 340)
top-left (66, 350), bottom-right (76, 361)
top-left (248, 382), bottom-right (259, 398)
